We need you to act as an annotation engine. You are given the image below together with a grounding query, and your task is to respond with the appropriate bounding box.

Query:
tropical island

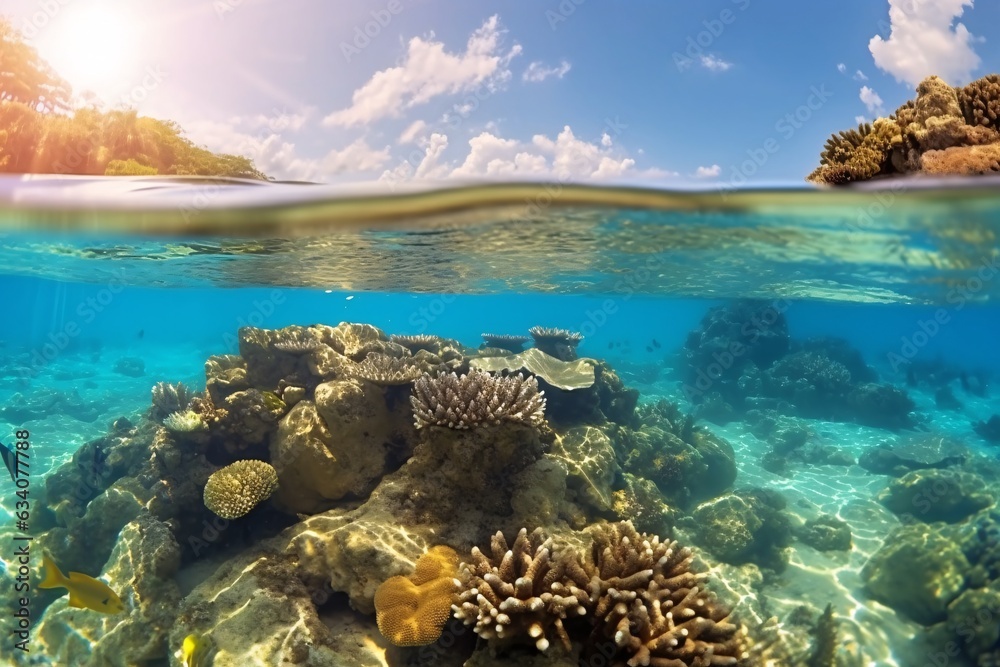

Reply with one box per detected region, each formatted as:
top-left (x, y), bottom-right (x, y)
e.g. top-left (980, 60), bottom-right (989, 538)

top-left (0, 18), bottom-right (267, 179)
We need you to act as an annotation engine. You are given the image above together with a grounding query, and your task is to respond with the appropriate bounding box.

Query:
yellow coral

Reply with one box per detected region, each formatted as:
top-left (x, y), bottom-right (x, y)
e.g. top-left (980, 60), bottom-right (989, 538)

top-left (203, 460), bottom-right (278, 519)
top-left (374, 545), bottom-right (459, 646)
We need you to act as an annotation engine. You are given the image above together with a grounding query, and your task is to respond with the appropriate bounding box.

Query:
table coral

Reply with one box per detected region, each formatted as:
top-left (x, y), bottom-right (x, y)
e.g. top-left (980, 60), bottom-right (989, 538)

top-left (203, 459), bottom-right (278, 519)
top-left (374, 545), bottom-right (459, 646)
top-left (528, 326), bottom-right (584, 361)
top-left (410, 369), bottom-right (546, 430)
top-left (470, 347), bottom-right (596, 390)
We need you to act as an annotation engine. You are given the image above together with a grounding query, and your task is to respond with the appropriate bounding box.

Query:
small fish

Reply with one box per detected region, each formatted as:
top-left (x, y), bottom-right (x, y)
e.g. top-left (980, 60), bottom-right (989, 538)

top-left (0, 440), bottom-right (17, 482)
top-left (39, 553), bottom-right (125, 614)
top-left (652, 338), bottom-right (661, 349)
top-left (646, 346), bottom-right (653, 353)
top-left (179, 633), bottom-right (215, 667)
top-left (137, 329), bottom-right (144, 339)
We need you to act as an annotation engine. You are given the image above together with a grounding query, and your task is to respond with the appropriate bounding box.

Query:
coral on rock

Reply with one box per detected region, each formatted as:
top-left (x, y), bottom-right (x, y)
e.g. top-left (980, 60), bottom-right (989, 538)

top-left (808, 73), bottom-right (1000, 183)
top-left (150, 381), bottom-right (193, 420)
top-left (162, 409), bottom-right (207, 433)
top-left (410, 369), bottom-right (546, 430)
top-left (374, 545), bottom-right (459, 646)
top-left (529, 326), bottom-right (584, 361)
top-left (453, 528), bottom-right (592, 653)
top-left (203, 459), bottom-right (279, 519)
top-left (352, 353), bottom-right (424, 385)
top-left (587, 521), bottom-right (751, 667)
top-left (482, 333), bottom-right (531, 353)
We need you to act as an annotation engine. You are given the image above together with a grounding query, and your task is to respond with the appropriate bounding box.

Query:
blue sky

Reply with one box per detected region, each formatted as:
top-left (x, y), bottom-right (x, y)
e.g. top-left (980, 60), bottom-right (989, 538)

top-left (7, 0), bottom-right (1000, 186)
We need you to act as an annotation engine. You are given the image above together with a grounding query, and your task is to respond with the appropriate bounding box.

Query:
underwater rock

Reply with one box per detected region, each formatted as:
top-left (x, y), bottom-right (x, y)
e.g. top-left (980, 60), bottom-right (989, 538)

top-left (692, 390), bottom-right (738, 425)
top-left (623, 400), bottom-right (737, 508)
top-left (760, 351), bottom-right (854, 416)
top-left (194, 388), bottom-right (287, 455)
top-left (862, 523), bottom-right (970, 625)
top-left (1, 387), bottom-right (104, 423)
top-left (681, 299), bottom-right (790, 405)
top-left (270, 378), bottom-right (406, 513)
top-left (845, 382), bottom-right (916, 430)
top-left (203, 353), bottom-right (250, 404)
top-left (878, 469), bottom-right (994, 524)
top-left (610, 472), bottom-right (679, 537)
top-left (548, 425), bottom-right (620, 513)
top-left (682, 488), bottom-right (792, 571)
top-left (945, 586), bottom-right (1000, 660)
top-left (510, 458), bottom-right (584, 530)
top-left (112, 356), bottom-right (145, 377)
top-left (975, 415), bottom-right (1000, 444)
top-left (796, 336), bottom-right (877, 384)
top-left (934, 385), bottom-right (963, 411)
top-left (858, 434), bottom-right (968, 476)
top-left (795, 515), bottom-right (853, 552)
top-left (34, 512), bottom-right (182, 667)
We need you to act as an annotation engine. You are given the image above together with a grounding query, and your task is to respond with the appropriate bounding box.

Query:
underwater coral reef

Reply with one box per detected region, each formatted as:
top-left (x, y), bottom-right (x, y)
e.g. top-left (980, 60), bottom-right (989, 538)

top-left (9, 314), bottom-right (1000, 666)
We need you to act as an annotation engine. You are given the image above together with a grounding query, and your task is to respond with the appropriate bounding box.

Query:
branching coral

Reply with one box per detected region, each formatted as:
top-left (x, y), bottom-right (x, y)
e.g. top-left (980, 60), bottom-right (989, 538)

top-left (203, 460), bottom-right (278, 519)
top-left (587, 521), bottom-right (750, 667)
top-left (453, 528), bottom-right (591, 652)
top-left (808, 73), bottom-right (1000, 184)
top-left (374, 545), bottom-right (459, 646)
top-left (529, 326), bottom-right (584, 361)
top-left (410, 369), bottom-right (546, 430)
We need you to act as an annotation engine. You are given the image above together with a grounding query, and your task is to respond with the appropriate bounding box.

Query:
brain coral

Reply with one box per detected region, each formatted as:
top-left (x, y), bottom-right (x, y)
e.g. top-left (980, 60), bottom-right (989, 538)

top-left (203, 460), bottom-right (279, 519)
top-left (374, 545), bottom-right (459, 646)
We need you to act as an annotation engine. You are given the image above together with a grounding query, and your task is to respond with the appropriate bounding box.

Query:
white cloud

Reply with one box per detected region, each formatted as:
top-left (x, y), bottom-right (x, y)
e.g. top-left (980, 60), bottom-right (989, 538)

top-left (522, 60), bottom-right (572, 83)
top-left (859, 85), bottom-right (885, 114)
top-left (869, 0), bottom-right (981, 86)
top-left (694, 164), bottom-right (721, 178)
top-left (398, 120), bottom-right (428, 144)
top-left (837, 63), bottom-right (847, 73)
top-left (236, 108), bottom-right (314, 133)
top-left (321, 138), bottom-right (391, 175)
top-left (600, 132), bottom-right (612, 148)
top-left (855, 115), bottom-right (869, 124)
top-left (324, 15), bottom-right (522, 127)
top-left (853, 69), bottom-right (869, 81)
top-left (699, 54), bottom-right (733, 72)
top-left (449, 126), bottom-right (670, 181)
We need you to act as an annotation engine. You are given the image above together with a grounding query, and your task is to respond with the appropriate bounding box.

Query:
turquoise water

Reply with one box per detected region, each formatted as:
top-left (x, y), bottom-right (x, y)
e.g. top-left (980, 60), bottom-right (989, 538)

top-left (1, 175), bottom-right (1000, 666)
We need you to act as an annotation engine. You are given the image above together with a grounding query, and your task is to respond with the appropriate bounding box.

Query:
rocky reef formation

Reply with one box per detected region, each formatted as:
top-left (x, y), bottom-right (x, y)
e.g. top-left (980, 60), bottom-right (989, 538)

top-left (808, 73), bottom-right (1000, 184)
top-left (21, 321), bottom-right (769, 667)
top-left (681, 300), bottom-right (918, 431)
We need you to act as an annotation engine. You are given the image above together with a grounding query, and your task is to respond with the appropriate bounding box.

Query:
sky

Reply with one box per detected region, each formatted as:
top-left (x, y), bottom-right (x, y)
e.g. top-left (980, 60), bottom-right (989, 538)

top-left (6, 0), bottom-right (1000, 187)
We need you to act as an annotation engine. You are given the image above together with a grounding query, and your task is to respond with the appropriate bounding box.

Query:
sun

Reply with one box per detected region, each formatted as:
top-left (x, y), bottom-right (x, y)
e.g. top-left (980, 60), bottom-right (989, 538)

top-left (32, 3), bottom-right (140, 104)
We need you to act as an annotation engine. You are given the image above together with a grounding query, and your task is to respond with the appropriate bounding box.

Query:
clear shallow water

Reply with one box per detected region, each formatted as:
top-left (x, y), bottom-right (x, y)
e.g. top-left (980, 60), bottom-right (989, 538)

top-left (0, 175), bottom-right (999, 666)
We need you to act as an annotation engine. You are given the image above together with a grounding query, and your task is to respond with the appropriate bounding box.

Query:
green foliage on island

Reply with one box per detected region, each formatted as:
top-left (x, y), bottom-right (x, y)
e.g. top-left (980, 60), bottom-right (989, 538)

top-left (0, 18), bottom-right (268, 179)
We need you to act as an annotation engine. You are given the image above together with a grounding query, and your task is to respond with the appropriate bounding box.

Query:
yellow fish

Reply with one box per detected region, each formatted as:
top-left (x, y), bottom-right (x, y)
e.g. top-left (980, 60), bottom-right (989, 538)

top-left (180, 633), bottom-right (214, 667)
top-left (38, 553), bottom-right (125, 614)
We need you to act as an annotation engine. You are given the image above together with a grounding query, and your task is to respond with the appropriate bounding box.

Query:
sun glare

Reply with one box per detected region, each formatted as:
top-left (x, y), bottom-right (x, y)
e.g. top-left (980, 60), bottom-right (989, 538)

top-left (33, 3), bottom-right (140, 104)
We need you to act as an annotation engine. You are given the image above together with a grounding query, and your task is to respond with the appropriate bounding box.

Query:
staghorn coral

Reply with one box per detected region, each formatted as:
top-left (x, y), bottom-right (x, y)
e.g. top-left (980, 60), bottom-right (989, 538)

top-left (410, 369), bottom-right (546, 430)
top-left (203, 459), bottom-right (279, 519)
top-left (482, 333), bottom-right (531, 353)
top-left (150, 381), bottom-right (192, 420)
top-left (374, 545), bottom-right (459, 646)
top-left (352, 352), bottom-right (424, 385)
top-left (586, 521), bottom-right (750, 667)
top-left (162, 409), bottom-right (207, 433)
top-left (529, 326), bottom-right (584, 361)
top-left (453, 528), bottom-right (592, 653)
